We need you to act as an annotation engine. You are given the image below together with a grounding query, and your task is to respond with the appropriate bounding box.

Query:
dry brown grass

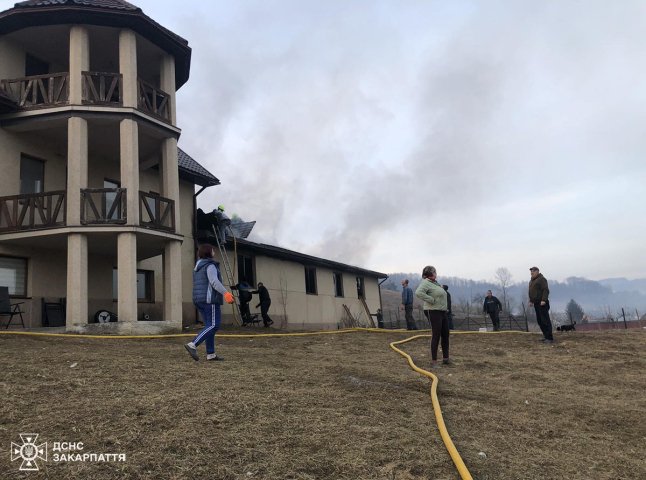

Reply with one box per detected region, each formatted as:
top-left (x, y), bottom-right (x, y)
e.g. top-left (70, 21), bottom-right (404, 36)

top-left (1, 328), bottom-right (644, 479)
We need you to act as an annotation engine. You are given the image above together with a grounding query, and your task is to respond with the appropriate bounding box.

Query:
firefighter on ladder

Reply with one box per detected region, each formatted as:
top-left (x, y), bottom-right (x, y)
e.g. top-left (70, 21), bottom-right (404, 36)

top-left (213, 205), bottom-right (231, 245)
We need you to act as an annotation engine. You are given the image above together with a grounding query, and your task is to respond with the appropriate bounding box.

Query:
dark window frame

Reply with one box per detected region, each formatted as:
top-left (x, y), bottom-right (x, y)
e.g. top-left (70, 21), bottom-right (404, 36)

top-left (237, 253), bottom-right (255, 286)
top-left (333, 272), bottom-right (344, 298)
top-left (0, 255), bottom-right (28, 298)
top-left (356, 276), bottom-right (365, 299)
top-left (20, 154), bottom-right (46, 195)
top-left (305, 266), bottom-right (318, 295)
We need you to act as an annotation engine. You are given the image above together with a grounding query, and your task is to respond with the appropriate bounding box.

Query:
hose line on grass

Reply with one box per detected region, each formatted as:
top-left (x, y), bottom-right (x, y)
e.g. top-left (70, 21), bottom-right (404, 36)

top-left (389, 334), bottom-right (474, 480)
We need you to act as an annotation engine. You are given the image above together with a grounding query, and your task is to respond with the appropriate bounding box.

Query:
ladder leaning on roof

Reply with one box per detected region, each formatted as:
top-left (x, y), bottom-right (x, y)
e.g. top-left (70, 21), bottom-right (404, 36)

top-left (212, 225), bottom-right (243, 326)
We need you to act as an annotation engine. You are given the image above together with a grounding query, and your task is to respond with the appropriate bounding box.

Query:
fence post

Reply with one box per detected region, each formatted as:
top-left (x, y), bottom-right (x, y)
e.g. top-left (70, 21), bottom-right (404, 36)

top-left (622, 308), bottom-right (627, 329)
top-left (522, 303), bottom-right (529, 332)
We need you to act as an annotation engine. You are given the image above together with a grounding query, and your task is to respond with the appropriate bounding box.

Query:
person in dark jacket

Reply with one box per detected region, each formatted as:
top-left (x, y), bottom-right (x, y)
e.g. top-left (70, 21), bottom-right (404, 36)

top-left (483, 290), bottom-right (503, 331)
top-left (184, 244), bottom-right (234, 361)
top-left (443, 285), bottom-right (454, 330)
top-left (528, 266), bottom-right (554, 343)
top-left (253, 282), bottom-right (273, 327)
top-left (232, 281), bottom-right (254, 324)
top-left (401, 279), bottom-right (417, 330)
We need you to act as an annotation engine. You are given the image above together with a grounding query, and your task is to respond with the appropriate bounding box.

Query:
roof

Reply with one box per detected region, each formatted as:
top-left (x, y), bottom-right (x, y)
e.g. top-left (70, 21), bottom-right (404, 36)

top-left (177, 148), bottom-right (220, 187)
top-left (14, 0), bottom-right (138, 10)
top-left (0, 0), bottom-right (191, 88)
top-left (229, 221), bottom-right (256, 239)
top-left (225, 238), bottom-right (388, 279)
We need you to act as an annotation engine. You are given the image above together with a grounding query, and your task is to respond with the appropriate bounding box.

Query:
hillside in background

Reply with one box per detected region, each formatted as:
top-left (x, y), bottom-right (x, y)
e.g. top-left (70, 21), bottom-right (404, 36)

top-left (382, 273), bottom-right (646, 319)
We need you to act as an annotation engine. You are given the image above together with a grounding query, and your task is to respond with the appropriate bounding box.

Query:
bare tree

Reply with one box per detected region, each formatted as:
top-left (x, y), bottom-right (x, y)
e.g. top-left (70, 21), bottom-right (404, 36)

top-left (495, 267), bottom-right (513, 311)
top-left (278, 270), bottom-right (289, 329)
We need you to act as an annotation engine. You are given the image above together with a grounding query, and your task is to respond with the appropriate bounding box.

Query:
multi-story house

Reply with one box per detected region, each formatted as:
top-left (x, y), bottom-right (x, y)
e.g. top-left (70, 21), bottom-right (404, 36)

top-left (0, 0), bottom-right (220, 333)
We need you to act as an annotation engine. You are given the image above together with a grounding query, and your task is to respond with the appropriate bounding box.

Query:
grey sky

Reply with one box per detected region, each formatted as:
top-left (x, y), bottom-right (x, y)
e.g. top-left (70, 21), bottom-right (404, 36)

top-left (14, 0), bottom-right (646, 282)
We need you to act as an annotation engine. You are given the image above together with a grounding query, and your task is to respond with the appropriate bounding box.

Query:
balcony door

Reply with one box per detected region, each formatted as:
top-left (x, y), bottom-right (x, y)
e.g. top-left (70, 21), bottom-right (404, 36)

top-left (20, 155), bottom-right (44, 194)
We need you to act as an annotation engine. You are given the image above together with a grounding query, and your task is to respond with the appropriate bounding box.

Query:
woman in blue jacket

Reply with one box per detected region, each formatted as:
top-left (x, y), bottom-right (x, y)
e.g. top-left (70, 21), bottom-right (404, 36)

top-left (184, 244), bottom-right (234, 361)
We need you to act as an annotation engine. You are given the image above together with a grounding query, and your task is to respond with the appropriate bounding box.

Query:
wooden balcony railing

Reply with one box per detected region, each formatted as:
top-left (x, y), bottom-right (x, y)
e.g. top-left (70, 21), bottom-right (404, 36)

top-left (0, 73), bottom-right (69, 108)
top-left (82, 71), bottom-right (122, 106)
top-left (0, 73), bottom-right (172, 124)
top-left (81, 188), bottom-right (127, 225)
top-left (137, 79), bottom-right (170, 121)
top-left (139, 191), bottom-right (175, 232)
top-left (0, 191), bottom-right (66, 233)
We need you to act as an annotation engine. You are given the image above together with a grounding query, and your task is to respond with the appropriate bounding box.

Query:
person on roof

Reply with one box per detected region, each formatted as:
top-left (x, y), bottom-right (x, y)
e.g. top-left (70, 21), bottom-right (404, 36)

top-left (212, 205), bottom-right (231, 246)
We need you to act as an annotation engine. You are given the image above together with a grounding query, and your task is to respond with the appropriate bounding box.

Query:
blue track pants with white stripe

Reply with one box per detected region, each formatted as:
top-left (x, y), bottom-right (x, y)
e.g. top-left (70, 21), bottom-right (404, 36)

top-left (192, 302), bottom-right (221, 355)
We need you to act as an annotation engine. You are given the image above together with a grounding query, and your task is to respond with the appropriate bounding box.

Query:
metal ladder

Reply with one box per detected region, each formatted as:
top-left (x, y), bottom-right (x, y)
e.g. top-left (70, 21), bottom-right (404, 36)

top-left (212, 225), bottom-right (243, 326)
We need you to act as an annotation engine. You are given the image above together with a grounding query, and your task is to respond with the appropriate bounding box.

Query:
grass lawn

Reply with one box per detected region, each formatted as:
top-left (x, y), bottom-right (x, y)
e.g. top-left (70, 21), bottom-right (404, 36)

top-left (1, 328), bottom-right (644, 479)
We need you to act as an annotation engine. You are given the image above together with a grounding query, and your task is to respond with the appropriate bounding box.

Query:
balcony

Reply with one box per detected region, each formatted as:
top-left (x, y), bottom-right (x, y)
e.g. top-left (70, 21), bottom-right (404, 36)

top-left (80, 188), bottom-right (127, 225)
top-left (0, 189), bottom-right (175, 234)
top-left (0, 72), bottom-right (171, 122)
top-left (0, 73), bottom-right (69, 109)
top-left (0, 191), bottom-right (66, 232)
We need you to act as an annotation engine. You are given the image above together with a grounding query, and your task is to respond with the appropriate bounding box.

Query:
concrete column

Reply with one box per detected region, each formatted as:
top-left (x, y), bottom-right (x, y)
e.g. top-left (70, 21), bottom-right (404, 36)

top-left (160, 53), bottom-right (177, 125)
top-left (163, 240), bottom-right (183, 327)
top-left (67, 116), bottom-right (88, 225)
top-left (161, 137), bottom-right (180, 232)
top-left (66, 233), bottom-right (88, 330)
top-left (120, 118), bottom-right (139, 225)
top-left (69, 26), bottom-right (89, 104)
top-left (117, 232), bottom-right (138, 323)
top-left (119, 29), bottom-right (137, 108)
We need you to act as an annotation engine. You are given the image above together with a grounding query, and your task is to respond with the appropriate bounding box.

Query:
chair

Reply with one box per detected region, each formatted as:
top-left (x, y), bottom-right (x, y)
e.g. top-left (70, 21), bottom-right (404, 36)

top-left (0, 286), bottom-right (25, 329)
top-left (42, 297), bottom-right (66, 327)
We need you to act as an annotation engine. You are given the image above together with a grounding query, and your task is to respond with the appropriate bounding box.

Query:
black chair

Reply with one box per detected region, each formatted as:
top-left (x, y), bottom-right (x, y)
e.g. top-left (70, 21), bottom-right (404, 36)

top-left (42, 297), bottom-right (65, 327)
top-left (0, 286), bottom-right (25, 329)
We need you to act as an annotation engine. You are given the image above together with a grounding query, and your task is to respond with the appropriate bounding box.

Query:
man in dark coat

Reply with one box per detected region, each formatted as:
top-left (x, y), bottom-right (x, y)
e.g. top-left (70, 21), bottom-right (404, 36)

top-left (232, 281), bottom-right (253, 324)
top-left (253, 282), bottom-right (273, 327)
top-left (528, 267), bottom-right (554, 343)
top-left (483, 290), bottom-right (503, 331)
top-left (401, 279), bottom-right (417, 330)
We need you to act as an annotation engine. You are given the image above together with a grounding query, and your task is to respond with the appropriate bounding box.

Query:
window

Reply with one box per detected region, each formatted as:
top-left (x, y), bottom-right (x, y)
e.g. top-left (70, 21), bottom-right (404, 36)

top-left (145, 190), bottom-right (159, 221)
top-left (305, 266), bottom-right (317, 295)
top-left (237, 254), bottom-right (255, 285)
top-left (333, 272), bottom-right (344, 297)
top-left (20, 155), bottom-right (44, 194)
top-left (0, 256), bottom-right (28, 297)
top-left (112, 269), bottom-right (154, 302)
top-left (25, 54), bottom-right (49, 76)
top-left (356, 276), bottom-right (365, 299)
top-left (104, 179), bottom-right (120, 220)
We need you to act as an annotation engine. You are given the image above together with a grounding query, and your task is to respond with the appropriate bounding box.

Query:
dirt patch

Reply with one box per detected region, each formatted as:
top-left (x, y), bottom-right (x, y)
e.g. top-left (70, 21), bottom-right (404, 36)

top-left (0, 329), bottom-right (644, 479)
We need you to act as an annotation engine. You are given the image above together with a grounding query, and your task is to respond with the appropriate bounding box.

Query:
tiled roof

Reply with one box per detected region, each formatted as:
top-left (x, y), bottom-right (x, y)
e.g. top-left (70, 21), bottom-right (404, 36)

top-left (14, 0), bottom-right (139, 12)
top-left (177, 148), bottom-right (220, 187)
top-left (1, 0), bottom-right (191, 87)
top-left (229, 221), bottom-right (256, 239)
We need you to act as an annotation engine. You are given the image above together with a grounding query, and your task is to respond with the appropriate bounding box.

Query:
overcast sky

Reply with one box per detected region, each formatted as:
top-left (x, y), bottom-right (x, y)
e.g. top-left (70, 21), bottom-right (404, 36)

top-left (15, 0), bottom-right (645, 282)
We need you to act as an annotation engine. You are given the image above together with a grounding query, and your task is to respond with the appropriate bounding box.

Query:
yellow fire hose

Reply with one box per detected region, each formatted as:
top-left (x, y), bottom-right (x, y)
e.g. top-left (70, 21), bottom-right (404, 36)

top-left (390, 334), bottom-right (473, 480)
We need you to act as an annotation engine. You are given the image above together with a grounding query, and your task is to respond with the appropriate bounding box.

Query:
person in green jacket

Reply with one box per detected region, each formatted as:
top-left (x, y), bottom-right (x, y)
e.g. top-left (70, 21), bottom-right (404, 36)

top-left (415, 265), bottom-right (450, 366)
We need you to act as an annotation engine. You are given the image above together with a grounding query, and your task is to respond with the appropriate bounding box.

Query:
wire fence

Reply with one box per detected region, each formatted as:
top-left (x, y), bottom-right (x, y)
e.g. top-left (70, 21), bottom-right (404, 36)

top-left (380, 307), bottom-right (528, 331)
top-left (380, 305), bottom-right (645, 332)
